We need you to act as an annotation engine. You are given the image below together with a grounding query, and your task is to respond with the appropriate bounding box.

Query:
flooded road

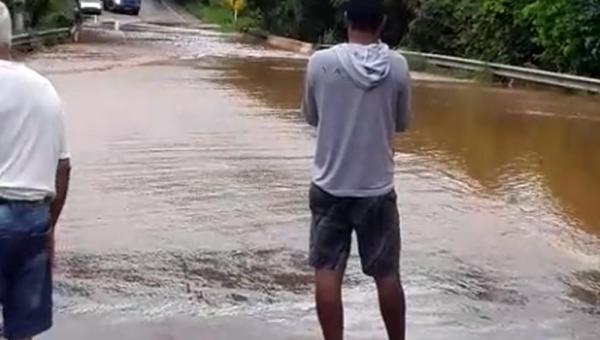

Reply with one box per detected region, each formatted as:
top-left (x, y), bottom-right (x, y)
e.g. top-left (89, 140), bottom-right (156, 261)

top-left (20, 1), bottom-right (600, 338)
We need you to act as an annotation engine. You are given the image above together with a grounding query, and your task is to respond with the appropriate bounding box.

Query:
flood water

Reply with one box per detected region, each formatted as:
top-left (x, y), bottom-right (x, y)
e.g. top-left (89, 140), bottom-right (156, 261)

top-left (21, 10), bottom-right (600, 340)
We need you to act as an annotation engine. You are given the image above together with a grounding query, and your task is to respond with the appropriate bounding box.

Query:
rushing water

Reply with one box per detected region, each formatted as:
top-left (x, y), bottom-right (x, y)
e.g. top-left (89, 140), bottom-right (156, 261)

top-left (23, 14), bottom-right (600, 340)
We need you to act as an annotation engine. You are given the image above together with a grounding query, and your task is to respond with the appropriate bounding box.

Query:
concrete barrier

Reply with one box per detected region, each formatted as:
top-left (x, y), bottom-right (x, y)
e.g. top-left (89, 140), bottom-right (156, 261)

top-left (264, 35), bottom-right (313, 54)
top-left (246, 30), bottom-right (314, 54)
top-left (11, 26), bottom-right (78, 48)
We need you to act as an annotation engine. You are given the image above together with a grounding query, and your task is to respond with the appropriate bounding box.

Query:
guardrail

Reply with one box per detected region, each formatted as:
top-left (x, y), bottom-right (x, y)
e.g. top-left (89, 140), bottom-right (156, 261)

top-left (317, 44), bottom-right (600, 93)
top-left (11, 26), bottom-right (77, 48)
top-left (399, 50), bottom-right (600, 93)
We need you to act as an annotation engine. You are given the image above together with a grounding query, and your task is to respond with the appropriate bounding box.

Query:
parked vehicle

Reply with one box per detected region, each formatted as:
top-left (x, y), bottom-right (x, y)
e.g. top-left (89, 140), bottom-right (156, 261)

top-left (104, 0), bottom-right (141, 16)
top-left (78, 0), bottom-right (103, 15)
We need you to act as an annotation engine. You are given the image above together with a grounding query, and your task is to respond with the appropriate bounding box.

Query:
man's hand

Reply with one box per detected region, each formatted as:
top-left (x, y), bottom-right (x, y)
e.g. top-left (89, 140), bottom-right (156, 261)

top-left (50, 159), bottom-right (70, 228)
top-left (47, 230), bottom-right (56, 268)
top-left (48, 158), bottom-right (71, 268)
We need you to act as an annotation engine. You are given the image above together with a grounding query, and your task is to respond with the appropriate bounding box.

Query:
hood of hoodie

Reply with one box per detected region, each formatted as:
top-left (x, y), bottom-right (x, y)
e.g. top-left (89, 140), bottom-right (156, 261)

top-left (334, 42), bottom-right (391, 89)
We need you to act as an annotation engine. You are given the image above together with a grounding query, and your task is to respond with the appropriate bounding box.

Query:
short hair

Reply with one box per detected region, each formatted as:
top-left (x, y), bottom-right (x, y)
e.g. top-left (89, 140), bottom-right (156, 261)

top-left (0, 1), bottom-right (11, 49)
top-left (344, 0), bottom-right (385, 33)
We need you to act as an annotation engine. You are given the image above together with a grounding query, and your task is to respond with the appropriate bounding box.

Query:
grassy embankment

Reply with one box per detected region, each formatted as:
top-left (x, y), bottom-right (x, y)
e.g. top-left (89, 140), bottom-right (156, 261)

top-left (183, 0), bottom-right (259, 32)
top-left (403, 53), bottom-right (495, 82)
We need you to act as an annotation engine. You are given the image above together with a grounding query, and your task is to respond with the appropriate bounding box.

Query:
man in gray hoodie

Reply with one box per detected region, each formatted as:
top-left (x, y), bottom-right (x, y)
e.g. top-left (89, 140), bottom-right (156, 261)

top-left (302, 0), bottom-right (411, 339)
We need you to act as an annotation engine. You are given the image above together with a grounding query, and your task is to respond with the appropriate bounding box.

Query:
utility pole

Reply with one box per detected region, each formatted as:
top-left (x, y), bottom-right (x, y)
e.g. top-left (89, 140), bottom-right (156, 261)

top-left (13, 0), bottom-right (25, 33)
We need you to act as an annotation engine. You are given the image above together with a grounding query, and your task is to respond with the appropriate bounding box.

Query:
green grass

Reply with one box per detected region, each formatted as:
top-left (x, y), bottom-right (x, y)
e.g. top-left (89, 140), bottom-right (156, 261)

top-left (404, 53), bottom-right (492, 82)
top-left (404, 54), bottom-right (428, 72)
top-left (186, 2), bottom-right (233, 30)
top-left (185, 1), bottom-right (259, 32)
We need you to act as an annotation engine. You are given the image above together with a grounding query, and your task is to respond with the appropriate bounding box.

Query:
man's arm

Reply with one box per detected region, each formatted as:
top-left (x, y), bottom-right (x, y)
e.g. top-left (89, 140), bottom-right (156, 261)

top-left (50, 158), bottom-right (71, 228)
top-left (48, 158), bottom-right (70, 266)
top-left (395, 67), bottom-right (412, 133)
top-left (49, 82), bottom-right (71, 229)
top-left (302, 57), bottom-right (319, 127)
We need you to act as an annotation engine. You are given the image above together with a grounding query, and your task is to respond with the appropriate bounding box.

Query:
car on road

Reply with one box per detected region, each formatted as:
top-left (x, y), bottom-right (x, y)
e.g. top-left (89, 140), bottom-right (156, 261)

top-left (78, 0), bottom-right (103, 15)
top-left (104, 0), bottom-right (141, 16)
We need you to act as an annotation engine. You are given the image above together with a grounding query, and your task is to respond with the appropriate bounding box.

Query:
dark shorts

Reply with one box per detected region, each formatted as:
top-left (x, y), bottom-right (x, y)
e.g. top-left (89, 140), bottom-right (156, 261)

top-left (309, 184), bottom-right (401, 277)
top-left (0, 201), bottom-right (53, 339)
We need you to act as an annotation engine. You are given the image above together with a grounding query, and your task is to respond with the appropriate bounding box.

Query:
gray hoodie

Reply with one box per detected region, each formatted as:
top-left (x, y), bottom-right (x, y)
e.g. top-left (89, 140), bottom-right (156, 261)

top-left (334, 43), bottom-right (391, 89)
top-left (302, 43), bottom-right (411, 197)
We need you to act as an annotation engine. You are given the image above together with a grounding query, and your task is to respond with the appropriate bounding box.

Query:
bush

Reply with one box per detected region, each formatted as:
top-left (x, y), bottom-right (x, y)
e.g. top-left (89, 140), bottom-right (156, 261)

top-left (234, 7), bottom-right (261, 31)
top-left (404, 53), bottom-right (428, 71)
top-left (247, 0), bottom-right (336, 41)
top-left (5, 0), bottom-right (74, 29)
top-left (462, 0), bottom-right (538, 65)
top-left (406, 0), bottom-right (466, 55)
top-left (523, 0), bottom-right (600, 76)
top-left (244, 0), bottom-right (415, 45)
top-left (406, 0), bottom-right (600, 77)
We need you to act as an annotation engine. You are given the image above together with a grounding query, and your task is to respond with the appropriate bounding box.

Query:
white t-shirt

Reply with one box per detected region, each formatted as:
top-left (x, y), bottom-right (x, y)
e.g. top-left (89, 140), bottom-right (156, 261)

top-left (0, 60), bottom-right (69, 201)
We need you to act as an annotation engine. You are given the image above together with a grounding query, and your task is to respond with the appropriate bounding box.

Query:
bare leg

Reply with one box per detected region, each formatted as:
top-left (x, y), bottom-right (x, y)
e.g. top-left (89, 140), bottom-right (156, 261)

top-left (315, 269), bottom-right (344, 340)
top-left (375, 274), bottom-right (406, 340)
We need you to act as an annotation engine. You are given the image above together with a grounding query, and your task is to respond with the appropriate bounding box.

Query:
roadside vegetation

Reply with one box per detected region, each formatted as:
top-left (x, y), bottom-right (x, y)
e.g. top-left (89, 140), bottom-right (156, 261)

top-left (180, 0), bottom-right (261, 31)
top-left (180, 0), bottom-right (600, 78)
top-left (407, 0), bottom-right (600, 77)
top-left (4, 0), bottom-right (75, 30)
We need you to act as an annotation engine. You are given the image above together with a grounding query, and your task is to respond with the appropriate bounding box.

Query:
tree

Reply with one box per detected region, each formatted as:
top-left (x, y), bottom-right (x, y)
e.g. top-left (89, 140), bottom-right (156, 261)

top-left (406, 0), bottom-right (468, 55)
top-left (405, 0), bottom-right (600, 76)
top-left (462, 0), bottom-right (538, 64)
top-left (523, 0), bottom-right (600, 75)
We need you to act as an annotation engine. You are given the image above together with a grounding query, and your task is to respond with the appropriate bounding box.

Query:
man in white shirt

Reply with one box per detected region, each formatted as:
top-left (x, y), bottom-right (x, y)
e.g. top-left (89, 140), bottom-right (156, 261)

top-left (0, 3), bottom-right (71, 339)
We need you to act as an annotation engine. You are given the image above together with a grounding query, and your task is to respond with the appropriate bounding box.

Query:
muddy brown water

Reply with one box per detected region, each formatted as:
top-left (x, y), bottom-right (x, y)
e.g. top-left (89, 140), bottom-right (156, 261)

top-left (20, 15), bottom-right (600, 340)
